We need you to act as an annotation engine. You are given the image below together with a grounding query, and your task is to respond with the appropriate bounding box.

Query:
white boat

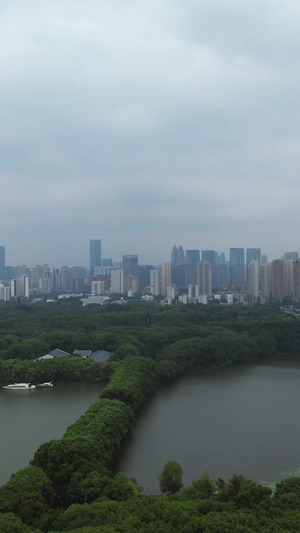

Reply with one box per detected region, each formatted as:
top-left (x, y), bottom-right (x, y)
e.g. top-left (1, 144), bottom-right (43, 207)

top-left (36, 382), bottom-right (53, 388)
top-left (2, 383), bottom-right (36, 390)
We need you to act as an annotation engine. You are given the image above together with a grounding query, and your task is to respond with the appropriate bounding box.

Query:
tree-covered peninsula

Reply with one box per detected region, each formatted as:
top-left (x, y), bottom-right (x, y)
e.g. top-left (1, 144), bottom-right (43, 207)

top-left (1, 302), bottom-right (300, 531)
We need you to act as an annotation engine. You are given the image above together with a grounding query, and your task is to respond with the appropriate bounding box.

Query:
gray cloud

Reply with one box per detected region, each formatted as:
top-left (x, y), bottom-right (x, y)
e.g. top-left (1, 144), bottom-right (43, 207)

top-left (0, 0), bottom-right (300, 266)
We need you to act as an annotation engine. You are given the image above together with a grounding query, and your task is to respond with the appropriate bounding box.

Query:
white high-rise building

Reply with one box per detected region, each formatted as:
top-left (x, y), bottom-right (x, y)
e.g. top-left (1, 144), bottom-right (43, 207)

top-left (110, 269), bottom-right (123, 294)
top-left (15, 275), bottom-right (29, 297)
top-left (150, 270), bottom-right (160, 296)
top-left (161, 263), bottom-right (172, 296)
top-left (91, 280), bottom-right (105, 296)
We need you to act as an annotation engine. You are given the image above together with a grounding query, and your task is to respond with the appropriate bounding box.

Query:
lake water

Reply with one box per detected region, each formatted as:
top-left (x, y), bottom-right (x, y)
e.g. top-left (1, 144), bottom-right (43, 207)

top-left (117, 355), bottom-right (300, 494)
top-left (2, 357), bottom-right (300, 495)
top-left (0, 383), bottom-right (103, 486)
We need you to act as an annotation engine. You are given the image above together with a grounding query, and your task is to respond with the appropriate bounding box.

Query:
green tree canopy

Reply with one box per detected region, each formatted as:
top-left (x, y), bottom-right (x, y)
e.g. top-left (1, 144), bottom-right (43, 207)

top-left (159, 461), bottom-right (183, 495)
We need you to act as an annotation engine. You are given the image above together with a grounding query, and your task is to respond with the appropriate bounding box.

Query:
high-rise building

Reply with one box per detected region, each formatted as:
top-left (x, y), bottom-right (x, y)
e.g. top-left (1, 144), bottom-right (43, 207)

top-left (186, 250), bottom-right (200, 265)
top-left (271, 259), bottom-right (293, 299)
top-left (171, 245), bottom-right (177, 266)
top-left (16, 275), bottom-right (29, 297)
top-left (102, 258), bottom-right (113, 267)
top-left (246, 248), bottom-right (261, 283)
top-left (123, 255), bottom-right (138, 277)
top-left (219, 252), bottom-right (226, 265)
top-left (0, 246), bottom-right (5, 279)
top-left (90, 240), bottom-right (102, 276)
top-left (91, 280), bottom-right (105, 296)
top-left (185, 250), bottom-right (200, 286)
top-left (172, 265), bottom-right (186, 287)
top-left (216, 264), bottom-right (229, 287)
top-left (283, 251), bottom-right (299, 260)
top-left (150, 270), bottom-right (160, 296)
top-left (230, 248), bottom-right (245, 286)
top-left (261, 263), bottom-right (272, 299)
top-left (293, 260), bottom-right (300, 300)
top-left (177, 245), bottom-right (185, 266)
top-left (110, 269), bottom-right (123, 293)
top-left (248, 261), bottom-right (259, 300)
top-left (197, 261), bottom-right (212, 297)
top-left (161, 263), bottom-right (172, 296)
top-left (202, 250), bottom-right (217, 286)
top-left (124, 275), bottom-right (138, 294)
top-left (138, 265), bottom-right (153, 292)
top-left (171, 245), bottom-right (185, 266)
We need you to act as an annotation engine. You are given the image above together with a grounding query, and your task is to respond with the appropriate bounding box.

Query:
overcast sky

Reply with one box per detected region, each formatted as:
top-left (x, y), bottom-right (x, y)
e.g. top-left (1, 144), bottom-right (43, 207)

top-left (1, 0), bottom-right (300, 267)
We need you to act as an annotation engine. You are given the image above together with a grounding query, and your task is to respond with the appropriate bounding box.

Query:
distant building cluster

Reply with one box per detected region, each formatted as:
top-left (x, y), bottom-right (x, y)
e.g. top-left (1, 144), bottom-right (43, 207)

top-left (0, 241), bottom-right (300, 305)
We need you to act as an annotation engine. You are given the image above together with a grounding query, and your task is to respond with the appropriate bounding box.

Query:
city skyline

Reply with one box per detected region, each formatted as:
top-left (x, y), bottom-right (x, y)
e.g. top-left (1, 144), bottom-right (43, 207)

top-left (1, 241), bottom-right (300, 270)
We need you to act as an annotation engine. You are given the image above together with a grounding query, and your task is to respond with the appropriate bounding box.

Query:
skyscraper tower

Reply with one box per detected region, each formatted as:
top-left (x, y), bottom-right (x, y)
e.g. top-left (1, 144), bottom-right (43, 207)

top-left (171, 245), bottom-right (177, 266)
top-left (177, 245), bottom-right (185, 266)
top-left (90, 240), bottom-right (102, 276)
top-left (0, 246), bottom-right (5, 279)
top-left (123, 255), bottom-right (138, 277)
top-left (230, 248), bottom-right (245, 286)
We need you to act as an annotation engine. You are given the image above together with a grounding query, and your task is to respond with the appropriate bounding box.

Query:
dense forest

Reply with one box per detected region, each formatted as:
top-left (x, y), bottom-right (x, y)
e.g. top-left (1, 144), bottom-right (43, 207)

top-left (1, 301), bottom-right (300, 532)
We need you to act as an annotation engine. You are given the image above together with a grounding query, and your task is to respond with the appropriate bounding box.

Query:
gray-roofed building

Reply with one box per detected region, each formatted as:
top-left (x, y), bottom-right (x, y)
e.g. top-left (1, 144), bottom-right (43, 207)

top-left (80, 295), bottom-right (111, 307)
top-left (38, 348), bottom-right (70, 360)
top-left (90, 350), bottom-right (113, 362)
top-left (73, 349), bottom-right (92, 358)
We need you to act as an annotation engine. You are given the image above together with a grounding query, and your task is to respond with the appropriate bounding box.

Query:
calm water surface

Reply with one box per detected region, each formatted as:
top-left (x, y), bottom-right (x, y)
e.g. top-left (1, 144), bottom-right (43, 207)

top-left (0, 383), bottom-right (103, 486)
top-left (117, 355), bottom-right (300, 494)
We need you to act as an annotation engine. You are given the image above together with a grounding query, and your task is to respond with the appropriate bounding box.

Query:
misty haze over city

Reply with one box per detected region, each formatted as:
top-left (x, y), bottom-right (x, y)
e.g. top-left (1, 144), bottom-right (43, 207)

top-left (1, 1), bottom-right (300, 266)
